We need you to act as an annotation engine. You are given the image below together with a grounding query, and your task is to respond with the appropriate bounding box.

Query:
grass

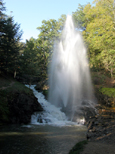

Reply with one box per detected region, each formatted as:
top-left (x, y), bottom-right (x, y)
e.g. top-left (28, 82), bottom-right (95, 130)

top-left (69, 140), bottom-right (88, 154)
top-left (0, 75), bottom-right (33, 124)
top-left (0, 77), bottom-right (11, 88)
top-left (0, 90), bottom-right (9, 123)
top-left (5, 81), bottom-right (33, 95)
top-left (0, 75), bottom-right (33, 94)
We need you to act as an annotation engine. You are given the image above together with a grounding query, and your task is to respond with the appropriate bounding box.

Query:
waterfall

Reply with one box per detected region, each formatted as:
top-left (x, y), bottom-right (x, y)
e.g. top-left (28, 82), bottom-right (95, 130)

top-left (26, 85), bottom-right (85, 126)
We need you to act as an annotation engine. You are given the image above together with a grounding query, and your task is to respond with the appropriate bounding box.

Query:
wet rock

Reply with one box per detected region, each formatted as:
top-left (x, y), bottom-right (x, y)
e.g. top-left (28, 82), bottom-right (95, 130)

top-left (86, 112), bottom-right (115, 142)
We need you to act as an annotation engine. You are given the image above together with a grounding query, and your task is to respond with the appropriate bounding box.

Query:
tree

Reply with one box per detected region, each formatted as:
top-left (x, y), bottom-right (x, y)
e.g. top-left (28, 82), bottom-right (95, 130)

top-left (37, 15), bottom-right (66, 53)
top-left (0, 1), bottom-right (23, 75)
top-left (20, 15), bottom-right (66, 82)
top-left (73, 0), bottom-right (115, 77)
top-left (36, 15), bottom-right (66, 80)
top-left (20, 38), bottom-right (38, 75)
top-left (84, 0), bottom-right (115, 74)
top-left (0, 0), bottom-right (5, 18)
top-left (72, 4), bottom-right (86, 30)
top-left (98, 49), bottom-right (115, 78)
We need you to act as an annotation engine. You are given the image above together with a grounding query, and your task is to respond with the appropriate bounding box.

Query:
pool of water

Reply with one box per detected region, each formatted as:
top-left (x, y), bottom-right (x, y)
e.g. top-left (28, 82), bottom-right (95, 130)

top-left (0, 124), bottom-right (87, 154)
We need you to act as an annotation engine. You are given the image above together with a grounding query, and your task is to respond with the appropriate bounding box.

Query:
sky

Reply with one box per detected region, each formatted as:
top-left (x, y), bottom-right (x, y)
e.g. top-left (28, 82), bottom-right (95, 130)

top-left (4, 0), bottom-right (94, 42)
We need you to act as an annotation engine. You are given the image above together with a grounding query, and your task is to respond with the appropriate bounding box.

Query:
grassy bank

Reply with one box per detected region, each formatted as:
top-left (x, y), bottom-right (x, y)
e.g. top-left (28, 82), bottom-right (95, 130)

top-left (99, 88), bottom-right (115, 98)
top-left (69, 140), bottom-right (88, 154)
top-left (0, 75), bottom-right (33, 124)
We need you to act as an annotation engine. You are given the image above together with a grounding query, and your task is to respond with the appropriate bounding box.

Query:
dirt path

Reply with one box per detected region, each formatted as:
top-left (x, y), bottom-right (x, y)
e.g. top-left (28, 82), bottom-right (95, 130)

top-left (0, 81), bottom-right (15, 90)
top-left (81, 142), bottom-right (115, 154)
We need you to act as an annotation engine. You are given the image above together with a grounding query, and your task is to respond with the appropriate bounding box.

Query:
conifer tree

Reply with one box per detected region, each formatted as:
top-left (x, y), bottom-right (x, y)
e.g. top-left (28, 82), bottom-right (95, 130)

top-left (0, 0), bottom-right (23, 75)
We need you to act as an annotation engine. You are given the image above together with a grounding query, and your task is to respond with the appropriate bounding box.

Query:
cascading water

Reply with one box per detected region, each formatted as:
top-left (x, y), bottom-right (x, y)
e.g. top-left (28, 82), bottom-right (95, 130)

top-left (26, 85), bottom-right (83, 126)
top-left (48, 15), bottom-right (96, 121)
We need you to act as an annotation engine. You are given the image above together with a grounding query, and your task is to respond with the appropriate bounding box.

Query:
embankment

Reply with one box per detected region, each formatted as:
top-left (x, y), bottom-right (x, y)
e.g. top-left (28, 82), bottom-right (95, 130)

top-left (0, 75), bottom-right (43, 125)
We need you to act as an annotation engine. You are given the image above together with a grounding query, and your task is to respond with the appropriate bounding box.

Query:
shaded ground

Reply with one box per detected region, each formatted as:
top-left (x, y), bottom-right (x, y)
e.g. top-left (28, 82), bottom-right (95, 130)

top-left (0, 81), bottom-right (15, 90)
top-left (81, 142), bottom-right (115, 154)
top-left (80, 72), bottom-right (115, 154)
top-left (80, 115), bottom-right (115, 154)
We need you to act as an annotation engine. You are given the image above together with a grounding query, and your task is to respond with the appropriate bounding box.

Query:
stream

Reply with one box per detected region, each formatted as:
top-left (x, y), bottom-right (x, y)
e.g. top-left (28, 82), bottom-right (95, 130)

top-left (0, 124), bottom-right (87, 154)
top-left (0, 85), bottom-right (87, 154)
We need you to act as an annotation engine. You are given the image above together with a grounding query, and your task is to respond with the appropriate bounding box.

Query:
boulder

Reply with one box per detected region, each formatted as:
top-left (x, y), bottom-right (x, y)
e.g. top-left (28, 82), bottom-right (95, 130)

top-left (8, 92), bottom-right (43, 124)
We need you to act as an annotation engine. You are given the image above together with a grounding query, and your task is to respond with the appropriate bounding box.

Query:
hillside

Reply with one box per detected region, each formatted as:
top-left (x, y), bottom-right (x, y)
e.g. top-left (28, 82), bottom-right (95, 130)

top-left (0, 74), bottom-right (43, 125)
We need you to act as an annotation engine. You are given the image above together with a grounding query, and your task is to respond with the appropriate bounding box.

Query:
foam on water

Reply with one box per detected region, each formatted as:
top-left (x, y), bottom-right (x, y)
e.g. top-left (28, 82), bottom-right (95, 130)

top-left (25, 85), bottom-right (84, 126)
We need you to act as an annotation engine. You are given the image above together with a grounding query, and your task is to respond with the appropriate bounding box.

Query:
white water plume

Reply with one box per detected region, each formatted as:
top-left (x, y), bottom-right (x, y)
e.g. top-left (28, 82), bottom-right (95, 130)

top-left (48, 15), bottom-right (96, 121)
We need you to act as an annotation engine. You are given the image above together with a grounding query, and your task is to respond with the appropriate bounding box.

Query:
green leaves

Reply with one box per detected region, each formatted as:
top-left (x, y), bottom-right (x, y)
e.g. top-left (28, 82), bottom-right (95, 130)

top-left (20, 15), bottom-right (66, 81)
top-left (20, 38), bottom-right (39, 75)
top-left (99, 87), bottom-right (115, 98)
top-left (72, 4), bottom-right (86, 30)
top-left (73, 0), bottom-right (115, 77)
top-left (0, 1), bottom-right (23, 75)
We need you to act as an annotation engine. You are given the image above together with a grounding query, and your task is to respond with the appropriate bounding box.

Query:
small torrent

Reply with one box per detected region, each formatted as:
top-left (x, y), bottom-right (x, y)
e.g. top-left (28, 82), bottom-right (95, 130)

top-left (25, 85), bottom-right (85, 126)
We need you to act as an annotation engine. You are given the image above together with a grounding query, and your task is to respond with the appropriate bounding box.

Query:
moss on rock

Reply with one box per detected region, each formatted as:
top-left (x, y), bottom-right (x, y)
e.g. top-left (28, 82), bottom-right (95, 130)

top-left (99, 88), bottom-right (115, 98)
top-left (69, 140), bottom-right (88, 154)
top-left (0, 76), bottom-right (43, 124)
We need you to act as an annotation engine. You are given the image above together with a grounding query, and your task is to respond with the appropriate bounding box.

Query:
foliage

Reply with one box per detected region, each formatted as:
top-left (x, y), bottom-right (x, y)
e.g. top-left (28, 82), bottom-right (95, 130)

top-left (42, 89), bottom-right (48, 100)
top-left (98, 49), bottom-right (115, 78)
top-left (91, 72), bottom-right (106, 84)
top-left (0, 90), bottom-right (9, 123)
top-left (20, 38), bottom-right (39, 76)
top-left (72, 4), bottom-right (86, 30)
top-left (20, 15), bottom-right (66, 81)
top-left (1, 0), bottom-right (115, 83)
top-left (69, 140), bottom-right (88, 154)
top-left (99, 88), bottom-right (115, 98)
top-left (0, 0), bottom-right (23, 75)
top-left (0, 76), bottom-right (33, 124)
top-left (37, 15), bottom-right (66, 58)
top-left (0, 0), bottom-right (6, 17)
top-left (73, 0), bottom-right (115, 78)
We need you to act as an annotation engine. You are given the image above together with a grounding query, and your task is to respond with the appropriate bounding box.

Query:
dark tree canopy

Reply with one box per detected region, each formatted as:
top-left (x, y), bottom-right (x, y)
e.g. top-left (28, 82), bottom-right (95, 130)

top-left (0, 0), bottom-right (23, 75)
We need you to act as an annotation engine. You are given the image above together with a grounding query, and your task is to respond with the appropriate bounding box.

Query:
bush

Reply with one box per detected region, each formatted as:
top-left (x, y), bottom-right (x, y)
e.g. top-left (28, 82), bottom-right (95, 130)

top-left (0, 90), bottom-right (9, 123)
top-left (99, 88), bottom-right (115, 98)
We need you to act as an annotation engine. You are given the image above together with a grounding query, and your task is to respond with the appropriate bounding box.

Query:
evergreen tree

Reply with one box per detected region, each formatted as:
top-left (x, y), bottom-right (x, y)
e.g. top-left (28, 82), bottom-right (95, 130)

top-left (20, 38), bottom-right (38, 76)
top-left (0, 0), bottom-right (23, 75)
top-left (20, 15), bottom-right (66, 81)
top-left (0, 0), bottom-right (5, 18)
